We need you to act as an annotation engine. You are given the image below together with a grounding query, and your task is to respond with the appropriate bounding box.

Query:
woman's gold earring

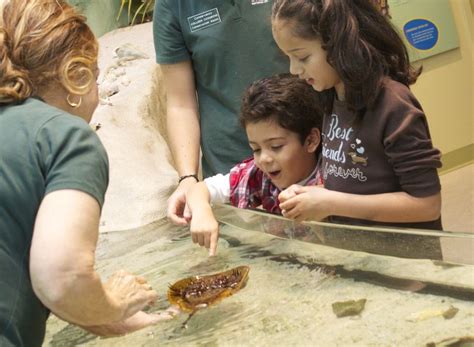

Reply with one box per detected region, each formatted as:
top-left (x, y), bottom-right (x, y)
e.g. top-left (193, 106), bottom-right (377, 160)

top-left (66, 94), bottom-right (82, 108)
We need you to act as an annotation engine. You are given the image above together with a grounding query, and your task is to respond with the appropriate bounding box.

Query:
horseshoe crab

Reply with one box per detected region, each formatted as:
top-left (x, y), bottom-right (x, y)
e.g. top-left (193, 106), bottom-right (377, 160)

top-left (168, 265), bottom-right (250, 327)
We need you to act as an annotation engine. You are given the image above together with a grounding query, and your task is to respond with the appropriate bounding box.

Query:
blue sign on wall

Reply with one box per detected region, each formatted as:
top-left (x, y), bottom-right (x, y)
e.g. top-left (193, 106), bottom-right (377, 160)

top-left (388, 0), bottom-right (459, 61)
top-left (403, 19), bottom-right (439, 51)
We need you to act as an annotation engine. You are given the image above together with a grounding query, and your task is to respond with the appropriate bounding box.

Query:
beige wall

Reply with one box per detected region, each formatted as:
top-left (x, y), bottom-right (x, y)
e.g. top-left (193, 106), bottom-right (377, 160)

top-left (410, 0), bottom-right (473, 167)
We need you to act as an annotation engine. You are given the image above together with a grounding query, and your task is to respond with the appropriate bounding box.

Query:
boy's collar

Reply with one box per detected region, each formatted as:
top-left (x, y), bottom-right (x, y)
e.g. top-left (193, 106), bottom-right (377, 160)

top-left (295, 164), bottom-right (319, 187)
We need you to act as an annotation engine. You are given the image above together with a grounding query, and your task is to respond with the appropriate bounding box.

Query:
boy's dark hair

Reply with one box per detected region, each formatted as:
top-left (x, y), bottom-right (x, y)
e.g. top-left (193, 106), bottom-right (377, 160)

top-left (272, 0), bottom-right (421, 114)
top-left (240, 73), bottom-right (323, 145)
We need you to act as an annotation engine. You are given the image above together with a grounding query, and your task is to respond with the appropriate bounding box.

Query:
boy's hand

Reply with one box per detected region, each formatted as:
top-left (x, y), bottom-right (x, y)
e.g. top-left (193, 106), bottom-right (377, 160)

top-left (190, 208), bottom-right (220, 256)
top-left (278, 184), bottom-right (302, 203)
top-left (279, 185), bottom-right (332, 222)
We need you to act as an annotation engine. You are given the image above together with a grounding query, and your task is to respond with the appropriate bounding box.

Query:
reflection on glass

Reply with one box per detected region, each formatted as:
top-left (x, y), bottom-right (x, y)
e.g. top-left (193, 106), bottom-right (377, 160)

top-left (213, 203), bottom-right (474, 265)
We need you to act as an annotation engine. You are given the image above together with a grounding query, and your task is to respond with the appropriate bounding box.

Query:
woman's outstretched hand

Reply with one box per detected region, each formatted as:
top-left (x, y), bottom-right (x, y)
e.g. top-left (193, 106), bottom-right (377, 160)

top-left (82, 270), bottom-right (173, 336)
top-left (82, 310), bottom-right (174, 337)
top-left (104, 270), bottom-right (158, 320)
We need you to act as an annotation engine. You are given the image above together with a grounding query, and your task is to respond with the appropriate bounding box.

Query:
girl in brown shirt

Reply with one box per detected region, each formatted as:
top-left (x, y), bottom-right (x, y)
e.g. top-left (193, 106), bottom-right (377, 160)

top-left (271, 0), bottom-right (442, 230)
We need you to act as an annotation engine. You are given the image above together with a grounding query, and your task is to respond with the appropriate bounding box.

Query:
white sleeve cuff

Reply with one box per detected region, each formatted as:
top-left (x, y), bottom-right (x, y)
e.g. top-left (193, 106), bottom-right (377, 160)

top-left (204, 173), bottom-right (231, 205)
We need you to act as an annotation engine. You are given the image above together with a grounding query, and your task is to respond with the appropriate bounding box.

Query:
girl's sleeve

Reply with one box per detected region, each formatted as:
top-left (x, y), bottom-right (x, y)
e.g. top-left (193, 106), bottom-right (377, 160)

top-left (383, 86), bottom-right (442, 198)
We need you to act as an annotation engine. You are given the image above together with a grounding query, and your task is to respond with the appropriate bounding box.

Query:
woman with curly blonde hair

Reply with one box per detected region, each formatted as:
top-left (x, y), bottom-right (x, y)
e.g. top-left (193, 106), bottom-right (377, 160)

top-left (0, 1), bottom-right (167, 346)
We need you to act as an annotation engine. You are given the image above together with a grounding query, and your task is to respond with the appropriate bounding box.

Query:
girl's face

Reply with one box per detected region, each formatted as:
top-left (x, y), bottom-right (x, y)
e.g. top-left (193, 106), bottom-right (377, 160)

top-left (246, 119), bottom-right (319, 190)
top-left (272, 18), bottom-right (344, 100)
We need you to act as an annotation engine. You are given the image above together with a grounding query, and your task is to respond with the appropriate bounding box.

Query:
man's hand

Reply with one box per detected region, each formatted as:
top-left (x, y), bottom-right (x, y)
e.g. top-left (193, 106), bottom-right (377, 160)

top-left (167, 179), bottom-right (196, 225)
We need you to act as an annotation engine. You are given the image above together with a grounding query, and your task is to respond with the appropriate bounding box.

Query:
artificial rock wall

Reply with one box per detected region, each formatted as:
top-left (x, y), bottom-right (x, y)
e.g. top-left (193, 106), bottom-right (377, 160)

top-left (94, 22), bottom-right (177, 232)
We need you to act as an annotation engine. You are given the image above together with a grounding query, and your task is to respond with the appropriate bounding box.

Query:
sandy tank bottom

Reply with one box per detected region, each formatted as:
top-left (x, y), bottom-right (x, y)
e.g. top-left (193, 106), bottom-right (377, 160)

top-left (43, 219), bottom-right (474, 346)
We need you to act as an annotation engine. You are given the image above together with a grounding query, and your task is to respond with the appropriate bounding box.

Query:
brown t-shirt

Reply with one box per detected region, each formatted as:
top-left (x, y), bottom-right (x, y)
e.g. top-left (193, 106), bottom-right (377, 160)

top-left (320, 78), bottom-right (442, 230)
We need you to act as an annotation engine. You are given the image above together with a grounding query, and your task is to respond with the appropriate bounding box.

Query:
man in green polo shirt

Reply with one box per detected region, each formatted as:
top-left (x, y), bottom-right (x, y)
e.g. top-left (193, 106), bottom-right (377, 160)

top-left (153, 0), bottom-right (288, 225)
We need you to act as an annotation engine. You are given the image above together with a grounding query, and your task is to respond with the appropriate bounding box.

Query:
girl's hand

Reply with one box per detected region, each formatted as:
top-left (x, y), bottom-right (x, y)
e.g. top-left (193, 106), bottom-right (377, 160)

top-left (190, 209), bottom-right (220, 256)
top-left (279, 185), bottom-right (333, 222)
top-left (104, 270), bottom-right (158, 321)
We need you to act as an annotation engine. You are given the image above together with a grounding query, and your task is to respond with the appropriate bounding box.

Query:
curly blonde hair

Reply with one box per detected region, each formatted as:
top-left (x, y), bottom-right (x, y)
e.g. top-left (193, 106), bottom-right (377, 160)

top-left (0, 0), bottom-right (98, 104)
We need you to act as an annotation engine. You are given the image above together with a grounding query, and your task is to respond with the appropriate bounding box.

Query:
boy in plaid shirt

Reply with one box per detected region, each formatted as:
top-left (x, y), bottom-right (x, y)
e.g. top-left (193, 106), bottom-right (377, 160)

top-left (186, 74), bottom-right (323, 255)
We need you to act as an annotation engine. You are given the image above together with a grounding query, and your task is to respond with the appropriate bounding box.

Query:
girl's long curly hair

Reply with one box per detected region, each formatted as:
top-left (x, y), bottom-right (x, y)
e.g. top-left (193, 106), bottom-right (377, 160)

top-left (272, 0), bottom-right (421, 114)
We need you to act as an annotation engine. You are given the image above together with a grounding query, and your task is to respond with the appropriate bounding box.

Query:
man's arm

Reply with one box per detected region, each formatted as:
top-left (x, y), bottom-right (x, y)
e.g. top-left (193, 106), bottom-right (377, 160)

top-left (161, 61), bottom-right (201, 225)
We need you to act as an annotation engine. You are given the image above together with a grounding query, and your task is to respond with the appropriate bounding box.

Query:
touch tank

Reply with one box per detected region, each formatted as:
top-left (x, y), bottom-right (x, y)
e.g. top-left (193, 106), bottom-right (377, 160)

top-left (44, 204), bottom-right (474, 346)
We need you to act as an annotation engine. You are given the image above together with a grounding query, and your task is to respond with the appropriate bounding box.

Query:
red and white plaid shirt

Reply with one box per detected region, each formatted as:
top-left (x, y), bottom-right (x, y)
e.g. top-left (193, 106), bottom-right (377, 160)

top-left (228, 158), bottom-right (322, 214)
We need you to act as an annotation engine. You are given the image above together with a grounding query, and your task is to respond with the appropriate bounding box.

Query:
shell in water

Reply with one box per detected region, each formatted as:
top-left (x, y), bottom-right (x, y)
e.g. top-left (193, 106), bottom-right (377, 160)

top-left (168, 265), bottom-right (250, 312)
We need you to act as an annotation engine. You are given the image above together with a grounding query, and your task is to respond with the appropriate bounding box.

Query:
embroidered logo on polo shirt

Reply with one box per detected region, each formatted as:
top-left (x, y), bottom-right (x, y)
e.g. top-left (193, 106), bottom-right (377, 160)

top-left (188, 8), bottom-right (222, 32)
top-left (251, 0), bottom-right (269, 4)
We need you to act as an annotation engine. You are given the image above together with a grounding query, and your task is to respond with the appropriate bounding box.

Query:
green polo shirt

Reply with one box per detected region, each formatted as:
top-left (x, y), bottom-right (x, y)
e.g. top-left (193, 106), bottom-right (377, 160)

top-left (0, 98), bottom-right (108, 347)
top-left (153, 0), bottom-right (288, 177)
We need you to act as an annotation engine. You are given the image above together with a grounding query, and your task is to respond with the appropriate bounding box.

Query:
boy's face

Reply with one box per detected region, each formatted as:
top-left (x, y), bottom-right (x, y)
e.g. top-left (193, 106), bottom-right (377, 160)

top-left (246, 119), bottom-right (319, 190)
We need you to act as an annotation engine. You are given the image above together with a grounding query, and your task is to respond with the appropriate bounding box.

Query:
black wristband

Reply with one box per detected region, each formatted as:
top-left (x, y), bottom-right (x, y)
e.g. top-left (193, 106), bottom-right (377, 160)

top-left (178, 174), bottom-right (199, 184)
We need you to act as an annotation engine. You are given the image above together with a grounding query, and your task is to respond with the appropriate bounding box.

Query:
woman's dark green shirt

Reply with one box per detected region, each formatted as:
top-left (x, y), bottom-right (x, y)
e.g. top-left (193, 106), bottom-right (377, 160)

top-left (0, 98), bottom-right (109, 346)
